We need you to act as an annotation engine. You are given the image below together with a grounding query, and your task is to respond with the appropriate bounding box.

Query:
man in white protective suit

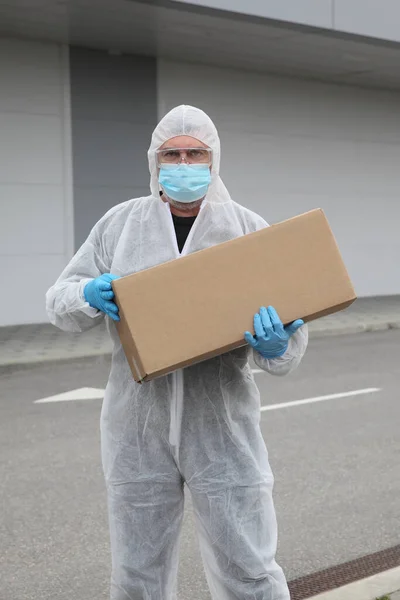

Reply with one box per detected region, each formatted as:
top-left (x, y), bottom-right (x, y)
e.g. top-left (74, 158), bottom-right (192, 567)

top-left (46, 105), bottom-right (308, 600)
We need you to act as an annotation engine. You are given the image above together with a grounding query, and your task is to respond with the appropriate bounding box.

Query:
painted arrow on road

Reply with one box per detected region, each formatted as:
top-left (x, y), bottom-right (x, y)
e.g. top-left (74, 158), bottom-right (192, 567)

top-left (34, 387), bottom-right (105, 404)
top-left (33, 370), bottom-right (264, 404)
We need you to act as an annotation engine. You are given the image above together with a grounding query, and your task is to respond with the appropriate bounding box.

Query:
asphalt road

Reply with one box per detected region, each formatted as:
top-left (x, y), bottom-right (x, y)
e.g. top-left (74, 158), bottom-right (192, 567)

top-left (1, 331), bottom-right (399, 600)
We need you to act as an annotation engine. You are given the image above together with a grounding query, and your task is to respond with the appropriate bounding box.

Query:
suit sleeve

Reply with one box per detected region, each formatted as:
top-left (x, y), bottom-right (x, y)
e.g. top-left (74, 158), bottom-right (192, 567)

top-left (46, 220), bottom-right (111, 333)
top-left (253, 324), bottom-right (309, 377)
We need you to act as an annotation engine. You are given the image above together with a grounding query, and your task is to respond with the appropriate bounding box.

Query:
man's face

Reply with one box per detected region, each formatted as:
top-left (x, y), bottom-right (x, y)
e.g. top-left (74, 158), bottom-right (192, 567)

top-left (158, 136), bottom-right (211, 211)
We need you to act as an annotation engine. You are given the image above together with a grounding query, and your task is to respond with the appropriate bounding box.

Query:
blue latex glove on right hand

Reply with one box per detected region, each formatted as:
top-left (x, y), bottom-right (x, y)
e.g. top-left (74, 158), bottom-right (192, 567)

top-left (84, 274), bottom-right (120, 321)
top-left (245, 306), bottom-right (304, 359)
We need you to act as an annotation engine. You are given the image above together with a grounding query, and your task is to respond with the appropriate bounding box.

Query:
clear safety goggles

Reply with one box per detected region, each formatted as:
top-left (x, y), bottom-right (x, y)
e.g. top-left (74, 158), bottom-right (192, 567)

top-left (156, 147), bottom-right (212, 167)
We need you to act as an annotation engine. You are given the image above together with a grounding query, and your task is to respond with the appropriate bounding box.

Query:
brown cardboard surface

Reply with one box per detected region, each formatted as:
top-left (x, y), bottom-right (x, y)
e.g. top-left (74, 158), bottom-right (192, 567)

top-left (113, 209), bottom-right (356, 382)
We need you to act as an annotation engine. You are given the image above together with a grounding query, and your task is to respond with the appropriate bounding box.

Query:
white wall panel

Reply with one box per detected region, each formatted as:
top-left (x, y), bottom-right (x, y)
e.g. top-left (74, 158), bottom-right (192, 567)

top-left (0, 185), bottom-right (65, 255)
top-left (3, 255), bottom-right (68, 325)
top-left (334, 0), bottom-right (400, 43)
top-left (158, 60), bottom-right (400, 296)
top-left (0, 38), bottom-right (62, 115)
top-left (173, 0), bottom-right (334, 29)
top-left (0, 114), bottom-right (63, 184)
top-left (0, 39), bottom-right (71, 325)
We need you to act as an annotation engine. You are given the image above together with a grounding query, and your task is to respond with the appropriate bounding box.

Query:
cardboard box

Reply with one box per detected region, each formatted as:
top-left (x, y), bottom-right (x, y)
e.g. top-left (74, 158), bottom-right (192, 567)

top-left (113, 209), bottom-right (356, 382)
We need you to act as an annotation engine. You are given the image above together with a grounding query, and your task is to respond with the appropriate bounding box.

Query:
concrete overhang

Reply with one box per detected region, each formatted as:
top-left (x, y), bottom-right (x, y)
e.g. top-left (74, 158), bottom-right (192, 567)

top-left (1, 0), bottom-right (400, 90)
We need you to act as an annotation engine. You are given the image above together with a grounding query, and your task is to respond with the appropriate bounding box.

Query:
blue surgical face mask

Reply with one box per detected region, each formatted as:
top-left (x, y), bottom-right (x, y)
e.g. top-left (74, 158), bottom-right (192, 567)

top-left (159, 164), bottom-right (211, 204)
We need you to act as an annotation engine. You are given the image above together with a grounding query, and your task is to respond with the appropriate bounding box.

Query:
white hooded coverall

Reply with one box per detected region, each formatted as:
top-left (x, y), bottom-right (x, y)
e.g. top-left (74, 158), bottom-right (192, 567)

top-left (46, 105), bottom-right (308, 600)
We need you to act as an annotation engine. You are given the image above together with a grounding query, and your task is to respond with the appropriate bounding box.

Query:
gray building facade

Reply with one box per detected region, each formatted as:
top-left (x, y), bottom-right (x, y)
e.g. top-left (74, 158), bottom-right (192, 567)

top-left (1, 0), bottom-right (400, 325)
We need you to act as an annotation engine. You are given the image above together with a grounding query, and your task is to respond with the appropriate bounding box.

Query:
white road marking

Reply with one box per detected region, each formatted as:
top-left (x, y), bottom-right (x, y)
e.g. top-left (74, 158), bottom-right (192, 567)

top-left (34, 387), bottom-right (105, 404)
top-left (252, 369), bottom-right (264, 374)
top-left (260, 388), bottom-right (381, 412)
top-left (34, 385), bottom-right (381, 411)
top-left (307, 565), bottom-right (400, 600)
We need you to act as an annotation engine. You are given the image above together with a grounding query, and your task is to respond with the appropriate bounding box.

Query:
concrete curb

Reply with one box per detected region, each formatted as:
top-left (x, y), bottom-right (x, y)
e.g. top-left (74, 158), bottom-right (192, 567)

top-left (1, 320), bottom-right (399, 374)
top-left (308, 320), bottom-right (400, 338)
top-left (0, 353), bottom-right (113, 375)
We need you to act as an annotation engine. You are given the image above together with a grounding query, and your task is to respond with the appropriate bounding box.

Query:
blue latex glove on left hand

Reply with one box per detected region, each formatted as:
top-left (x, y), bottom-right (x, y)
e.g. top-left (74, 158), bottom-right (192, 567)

top-left (84, 274), bottom-right (120, 321)
top-left (245, 306), bottom-right (304, 359)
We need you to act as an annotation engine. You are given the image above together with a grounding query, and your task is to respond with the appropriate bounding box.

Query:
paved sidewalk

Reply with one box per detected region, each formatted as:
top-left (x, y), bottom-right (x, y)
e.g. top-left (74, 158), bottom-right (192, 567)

top-left (1, 296), bottom-right (399, 370)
